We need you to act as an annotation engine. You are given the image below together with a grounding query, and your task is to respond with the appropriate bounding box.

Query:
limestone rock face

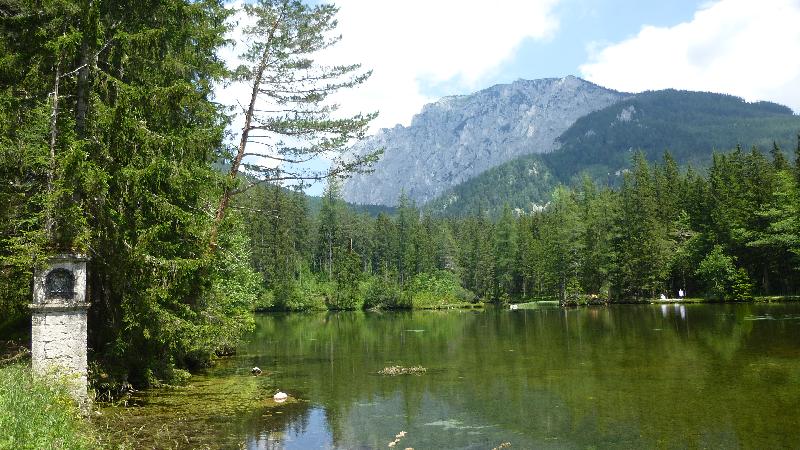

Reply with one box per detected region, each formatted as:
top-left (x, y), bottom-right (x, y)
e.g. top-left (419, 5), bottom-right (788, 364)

top-left (342, 76), bottom-right (626, 206)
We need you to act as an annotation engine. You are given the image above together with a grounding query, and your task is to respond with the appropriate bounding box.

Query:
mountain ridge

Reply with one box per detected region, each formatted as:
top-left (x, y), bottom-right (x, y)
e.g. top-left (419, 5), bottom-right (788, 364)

top-left (342, 76), bottom-right (626, 206)
top-left (425, 89), bottom-right (800, 217)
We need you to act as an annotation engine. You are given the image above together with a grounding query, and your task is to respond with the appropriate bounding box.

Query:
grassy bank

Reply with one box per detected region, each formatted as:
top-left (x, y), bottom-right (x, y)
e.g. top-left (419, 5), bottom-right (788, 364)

top-left (0, 364), bottom-right (96, 450)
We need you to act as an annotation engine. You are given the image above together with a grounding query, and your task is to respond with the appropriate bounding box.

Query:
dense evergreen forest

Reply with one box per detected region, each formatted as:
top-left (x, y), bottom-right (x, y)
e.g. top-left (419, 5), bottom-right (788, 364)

top-left (0, 0), bottom-right (372, 386)
top-left (1, 0), bottom-right (798, 390)
top-left (239, 144), bottom-right (800, 310)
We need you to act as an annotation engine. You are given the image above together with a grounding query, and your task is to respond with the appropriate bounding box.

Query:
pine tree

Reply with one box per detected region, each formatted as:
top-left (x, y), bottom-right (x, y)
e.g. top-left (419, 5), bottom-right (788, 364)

top-left (580, 180), bottom-right (619, 298)
top-left (472, 218), bottom-right (496, 300)
top-left (372, 212), bottom-right (397, 279)
top-left (395, 192), bottom-right (418, 285)
top-left (795, 134), bottom-right (800, 184)
top-left (317, 179), bottom-right (344, 280)
top-left (211, 0), bottom-right (378, 245)
top-left (541, 186), bottom-right (585, 302)
top-left (1, 0), bottom-right (260, 383)
top-left (746, 170), bottom-right (800, 293)
top-left (771, 141), bottom-right (789, 171)
top-left (434, 220), bottom-right (459, 273)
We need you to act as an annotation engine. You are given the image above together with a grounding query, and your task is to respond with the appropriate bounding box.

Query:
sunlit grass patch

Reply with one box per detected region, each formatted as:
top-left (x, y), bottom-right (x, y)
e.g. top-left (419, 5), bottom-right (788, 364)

top-left (0, 363), bottom-right (95, 450)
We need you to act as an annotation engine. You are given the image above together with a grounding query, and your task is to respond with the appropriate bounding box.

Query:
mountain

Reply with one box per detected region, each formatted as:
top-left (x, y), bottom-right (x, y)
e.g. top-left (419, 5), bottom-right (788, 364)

top-left (426, 154), bottom-right (556, 217)
top-left (342, 76), bottom-right (626, 206)
top-left (427, 89), bottom-right (800, 217)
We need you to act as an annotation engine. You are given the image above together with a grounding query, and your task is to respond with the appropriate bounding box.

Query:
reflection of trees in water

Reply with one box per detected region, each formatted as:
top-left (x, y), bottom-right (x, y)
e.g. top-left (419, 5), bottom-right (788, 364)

top-left (245, 304), bottom-right (800, 448)
top-left (98, 305), bottom-right (800, 448)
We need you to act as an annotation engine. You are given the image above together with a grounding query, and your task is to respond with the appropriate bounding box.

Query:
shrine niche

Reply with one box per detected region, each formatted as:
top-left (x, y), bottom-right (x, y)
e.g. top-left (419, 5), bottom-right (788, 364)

top-left (45, 268), bottom-right (75, 299)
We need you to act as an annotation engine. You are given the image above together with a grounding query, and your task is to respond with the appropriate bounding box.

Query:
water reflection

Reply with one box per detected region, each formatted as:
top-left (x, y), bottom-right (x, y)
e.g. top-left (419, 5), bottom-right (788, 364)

top-left (247, 407), bottom-right (333, 450)
top-left (98, 303), bottom-right (800, 448)
top-left (659, 303), bottom-right (687, 320)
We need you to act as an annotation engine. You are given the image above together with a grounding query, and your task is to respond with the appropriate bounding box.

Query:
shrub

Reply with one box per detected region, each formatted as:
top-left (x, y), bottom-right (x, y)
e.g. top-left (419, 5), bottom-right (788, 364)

top-left (695, 245), bottom-right (754, 301)
top-left (695, 245), bottom-right (736, 300)
top-left (270, 277), bottom-right (328, 312)
top-left (408, 271), bottom-right (476, 309)
top-left (363, 277), bottom-right (410, 309)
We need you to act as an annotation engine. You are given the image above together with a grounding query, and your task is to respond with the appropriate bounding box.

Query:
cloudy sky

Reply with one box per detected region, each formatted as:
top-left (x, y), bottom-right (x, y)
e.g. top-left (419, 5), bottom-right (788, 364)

top-left (276, 0), bottom-right (800, 131)
top-left (218, 0), bottom-right (800, 191)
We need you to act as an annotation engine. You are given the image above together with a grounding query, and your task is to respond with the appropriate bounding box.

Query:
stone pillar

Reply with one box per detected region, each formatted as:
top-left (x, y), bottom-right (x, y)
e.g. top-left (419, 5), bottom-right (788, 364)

top-left (30, 254), bottom-right (90, 409)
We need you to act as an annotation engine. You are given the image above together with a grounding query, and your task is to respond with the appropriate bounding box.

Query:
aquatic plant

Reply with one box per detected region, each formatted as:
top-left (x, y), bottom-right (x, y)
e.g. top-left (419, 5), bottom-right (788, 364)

top-left (387, 430), bottom-right (409, 448)
top-left (378, 366), bottom-right (427, 376)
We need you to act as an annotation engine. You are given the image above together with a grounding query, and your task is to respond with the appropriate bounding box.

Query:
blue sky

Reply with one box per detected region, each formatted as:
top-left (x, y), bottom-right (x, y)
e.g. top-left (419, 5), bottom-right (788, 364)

top-left (420, 0), bottom-right (706, 99)
top-left (296, 0), bottom-right (800, 132)
top-left (220, 0), bottom-right (800, 194)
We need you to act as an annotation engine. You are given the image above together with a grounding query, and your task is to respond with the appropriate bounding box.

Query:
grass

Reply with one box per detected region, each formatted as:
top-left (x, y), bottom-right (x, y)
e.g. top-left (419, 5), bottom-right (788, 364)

top-left (0, 363), bottom-right (96, 450)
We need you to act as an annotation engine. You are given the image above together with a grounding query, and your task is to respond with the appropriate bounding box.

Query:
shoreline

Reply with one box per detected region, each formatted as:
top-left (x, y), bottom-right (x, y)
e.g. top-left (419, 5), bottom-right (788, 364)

top-left (255, 295), bottom-right (800, 314)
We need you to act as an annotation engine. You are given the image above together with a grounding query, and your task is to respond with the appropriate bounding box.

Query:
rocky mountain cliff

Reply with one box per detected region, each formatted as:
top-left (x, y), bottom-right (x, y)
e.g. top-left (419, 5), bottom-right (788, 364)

top-left (425, 89), bottom-right (800, 218)
top-left (342, 76), bottom-right (626, 206)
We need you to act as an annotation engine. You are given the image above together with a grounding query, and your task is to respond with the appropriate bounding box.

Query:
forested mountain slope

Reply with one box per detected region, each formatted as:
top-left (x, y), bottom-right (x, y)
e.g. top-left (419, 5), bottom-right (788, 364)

top-left (428, 90), bottom-right (800, 216)
top-left (426, 155), bottom-right (556, 216)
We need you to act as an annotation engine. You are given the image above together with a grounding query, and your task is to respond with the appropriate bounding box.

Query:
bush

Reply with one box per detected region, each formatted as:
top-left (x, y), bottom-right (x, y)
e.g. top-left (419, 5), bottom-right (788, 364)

top-left (253, 288), bottom-right (275, 311)
top-left (270, 276), bottom-right (328, 312)
top-left (408, 271), bottom-right (476, 309)
top-left (695, 245), bottom-right (754, 301)
top-left (695, 245), bottom-right (735, 300)
top-left (363, 277), bottom-right (410, 309)
top-left (0, 364), bottom-right (95, 449)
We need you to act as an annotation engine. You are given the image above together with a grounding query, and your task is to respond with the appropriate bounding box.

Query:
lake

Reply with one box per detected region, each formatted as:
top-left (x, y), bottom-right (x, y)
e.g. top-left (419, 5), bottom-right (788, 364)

top-left (96, 303), bottom-right (800, 448)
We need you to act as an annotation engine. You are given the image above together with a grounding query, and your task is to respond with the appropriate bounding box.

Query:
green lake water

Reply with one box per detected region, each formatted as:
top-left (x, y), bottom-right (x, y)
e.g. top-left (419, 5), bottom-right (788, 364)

top-left (97, 303), bottom-right (800, 449)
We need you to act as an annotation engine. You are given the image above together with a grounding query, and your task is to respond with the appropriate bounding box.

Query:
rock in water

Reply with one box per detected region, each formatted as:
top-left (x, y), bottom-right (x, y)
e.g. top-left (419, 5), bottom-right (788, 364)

top-left (342, 76), bottom-right (626, 206)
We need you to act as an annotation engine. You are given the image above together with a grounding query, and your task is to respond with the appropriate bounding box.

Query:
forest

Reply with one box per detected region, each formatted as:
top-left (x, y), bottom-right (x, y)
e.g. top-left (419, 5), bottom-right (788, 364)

top-left (0, 0), bottom-right (798, 391)
top-left (427, 90), bottom-right (800, 218)
top-left (0, 0), bottom-right (374, 385)
top-left (240, 144), bottom-right (800, 310)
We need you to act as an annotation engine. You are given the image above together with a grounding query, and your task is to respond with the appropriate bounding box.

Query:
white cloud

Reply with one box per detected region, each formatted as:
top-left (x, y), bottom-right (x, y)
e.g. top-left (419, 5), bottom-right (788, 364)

top-left (219, 0), bottom-right (562, 133)
top-left (326, 0), bottom-right (561, 130)
top-left (579, 0), bottom-right (800, 112)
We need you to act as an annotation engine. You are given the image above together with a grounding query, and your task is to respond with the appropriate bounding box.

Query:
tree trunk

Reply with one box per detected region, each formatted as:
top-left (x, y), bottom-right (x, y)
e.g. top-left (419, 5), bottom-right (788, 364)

top-left (46, 58), bottom-right (61, 240)
top-left (210, 20), bottom-right (280, 249)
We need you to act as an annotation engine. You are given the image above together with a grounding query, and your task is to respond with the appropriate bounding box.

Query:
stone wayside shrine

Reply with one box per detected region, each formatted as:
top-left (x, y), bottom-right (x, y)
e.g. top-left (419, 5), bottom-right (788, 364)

top-left (31, 253), bottom-right (90, 408)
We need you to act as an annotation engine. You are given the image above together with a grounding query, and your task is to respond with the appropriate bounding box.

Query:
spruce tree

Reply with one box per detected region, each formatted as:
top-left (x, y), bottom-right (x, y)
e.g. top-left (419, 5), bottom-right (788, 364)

top-left (494, 204), bottom-right (518, 297)
top-left (1, 0), bottom-right (260, 383)
top-left (771, 141), bottom-right (789, 171)
top-left (541, 186), bottom-right (584, 302)
top-left (617, 153), bottom-right (672, 298)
